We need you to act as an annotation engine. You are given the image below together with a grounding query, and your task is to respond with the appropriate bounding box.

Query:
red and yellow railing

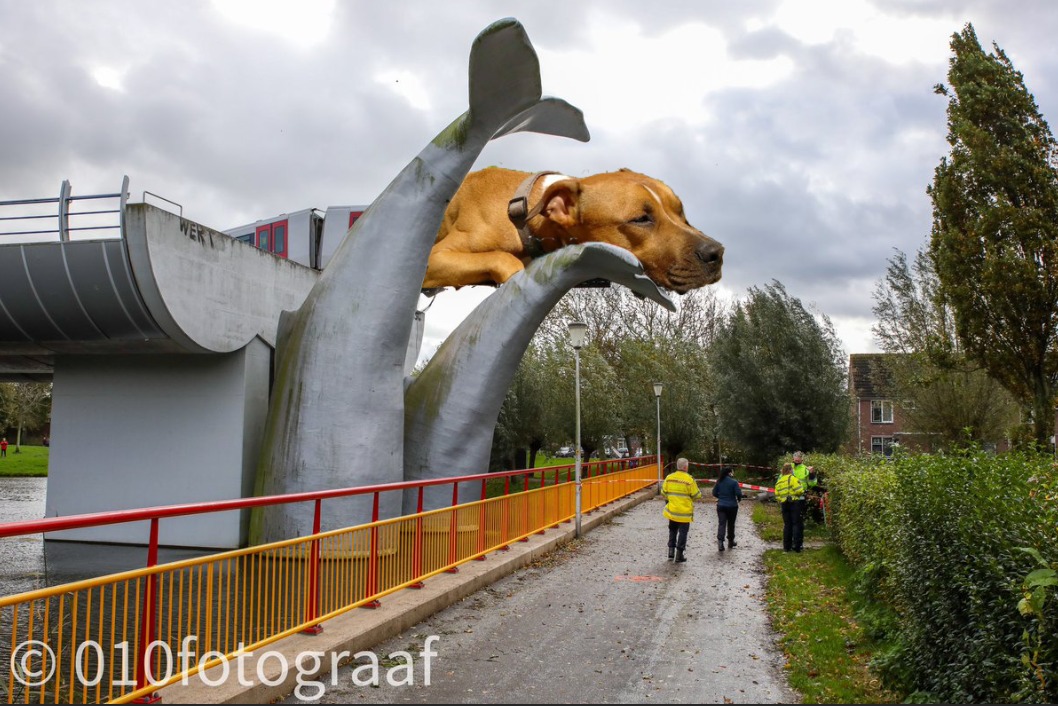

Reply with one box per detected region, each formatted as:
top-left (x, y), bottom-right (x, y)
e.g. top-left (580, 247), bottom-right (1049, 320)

top-left (0, 457), bottom-right (659, 703)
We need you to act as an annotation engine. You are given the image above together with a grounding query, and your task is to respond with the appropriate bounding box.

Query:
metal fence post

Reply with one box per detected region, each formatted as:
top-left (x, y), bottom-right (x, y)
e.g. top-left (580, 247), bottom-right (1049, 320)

top-left (58, 180), bottom-right (71, 242)
top-left (302, 499), bottom-right (324, 634)
top-left (131, 519), bottom-right (161, 704)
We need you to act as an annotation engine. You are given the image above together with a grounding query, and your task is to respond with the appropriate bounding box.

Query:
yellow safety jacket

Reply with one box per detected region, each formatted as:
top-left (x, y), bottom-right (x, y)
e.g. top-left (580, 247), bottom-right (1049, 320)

top-left (662, 471), bottom-right (701, 523)
top-left (775, 474), bottom-right (804, 503)
top-left (793, 462), bottom-right (817, 490)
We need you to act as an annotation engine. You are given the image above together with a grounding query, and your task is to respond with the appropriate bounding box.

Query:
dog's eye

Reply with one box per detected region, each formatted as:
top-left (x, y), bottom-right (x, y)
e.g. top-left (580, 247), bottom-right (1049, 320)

top-left (629, 214), bottom-right (653, 226)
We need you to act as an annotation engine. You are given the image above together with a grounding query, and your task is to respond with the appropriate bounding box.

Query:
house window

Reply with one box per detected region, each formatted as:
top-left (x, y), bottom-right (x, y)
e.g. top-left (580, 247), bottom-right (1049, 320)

top-left (871, 399), bottom-right (894, 423)
top-left (871, 436), bottom-right (894, 457)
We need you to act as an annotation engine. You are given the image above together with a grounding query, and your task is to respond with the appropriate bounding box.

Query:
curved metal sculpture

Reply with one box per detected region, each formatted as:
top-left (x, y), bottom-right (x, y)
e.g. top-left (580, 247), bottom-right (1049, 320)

top-left (252, 18), bottom-right (591, 542)
top-left (404, 243), bottom-right (675, 512)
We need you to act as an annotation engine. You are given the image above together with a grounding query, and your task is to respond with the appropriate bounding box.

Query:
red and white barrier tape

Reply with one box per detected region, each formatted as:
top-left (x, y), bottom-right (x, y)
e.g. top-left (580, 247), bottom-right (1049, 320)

top-left (696, 477), bottom-right (775, 493)
top-left (687, 461), bottom-right (775, 493)
top-left (688, 461), bottom-right (774, 472)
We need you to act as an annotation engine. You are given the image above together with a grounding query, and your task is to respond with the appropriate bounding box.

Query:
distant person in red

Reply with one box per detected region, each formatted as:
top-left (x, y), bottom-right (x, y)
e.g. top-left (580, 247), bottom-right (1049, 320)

top-left (0, 438), bottom-right (7, 458)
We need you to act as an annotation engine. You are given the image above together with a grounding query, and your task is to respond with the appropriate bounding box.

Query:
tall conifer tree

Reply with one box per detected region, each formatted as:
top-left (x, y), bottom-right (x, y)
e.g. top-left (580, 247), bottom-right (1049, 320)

top-left (929, 24), bottom-right (1058, 445)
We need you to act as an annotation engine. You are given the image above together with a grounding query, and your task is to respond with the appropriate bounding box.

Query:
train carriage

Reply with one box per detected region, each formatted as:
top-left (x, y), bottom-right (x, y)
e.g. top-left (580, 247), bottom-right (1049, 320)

top-left (223, 204), bottom-right (369, 270)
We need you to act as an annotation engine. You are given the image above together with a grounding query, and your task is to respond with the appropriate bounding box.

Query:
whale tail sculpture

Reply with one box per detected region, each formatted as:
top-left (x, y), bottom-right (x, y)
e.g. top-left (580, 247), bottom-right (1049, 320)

top-left (251, 18), bottom-right (590, 544)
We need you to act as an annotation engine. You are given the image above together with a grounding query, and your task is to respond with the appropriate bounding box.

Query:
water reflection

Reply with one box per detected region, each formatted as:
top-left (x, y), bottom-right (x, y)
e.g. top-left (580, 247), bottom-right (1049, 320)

top-left (0, 478), bottom-right (211, 597)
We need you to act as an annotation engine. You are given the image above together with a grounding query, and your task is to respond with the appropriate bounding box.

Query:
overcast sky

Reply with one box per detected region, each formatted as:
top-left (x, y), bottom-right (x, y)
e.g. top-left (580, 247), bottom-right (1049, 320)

top-left (3, 1), bottom-right (1057, 363)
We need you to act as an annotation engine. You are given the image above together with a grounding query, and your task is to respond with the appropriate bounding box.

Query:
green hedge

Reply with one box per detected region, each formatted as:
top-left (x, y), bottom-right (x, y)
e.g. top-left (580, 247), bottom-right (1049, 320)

top-left (826, 450), bottom-right (1058, 703)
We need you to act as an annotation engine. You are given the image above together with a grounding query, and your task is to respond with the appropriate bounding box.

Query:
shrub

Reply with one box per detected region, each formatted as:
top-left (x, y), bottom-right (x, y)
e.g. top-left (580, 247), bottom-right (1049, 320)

top-left (825, 449), bottom-right (1058, 702)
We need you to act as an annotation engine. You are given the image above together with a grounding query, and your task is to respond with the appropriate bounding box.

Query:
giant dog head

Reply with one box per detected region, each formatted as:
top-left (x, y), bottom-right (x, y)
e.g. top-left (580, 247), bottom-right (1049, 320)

top-left (531, 168), bottom-right (724, 293)
top-left (424, 167), bottom-right (724, 292)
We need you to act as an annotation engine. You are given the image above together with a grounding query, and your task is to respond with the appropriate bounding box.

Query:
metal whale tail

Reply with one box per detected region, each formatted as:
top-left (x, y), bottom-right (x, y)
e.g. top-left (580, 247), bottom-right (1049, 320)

top-left (252, 18), bottom-right (590, 543)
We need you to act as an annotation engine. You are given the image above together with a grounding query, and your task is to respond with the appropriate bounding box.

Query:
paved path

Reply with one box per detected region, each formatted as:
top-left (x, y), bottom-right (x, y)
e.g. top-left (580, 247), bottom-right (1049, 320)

top-left (281, 496), bottom-right (797, 704)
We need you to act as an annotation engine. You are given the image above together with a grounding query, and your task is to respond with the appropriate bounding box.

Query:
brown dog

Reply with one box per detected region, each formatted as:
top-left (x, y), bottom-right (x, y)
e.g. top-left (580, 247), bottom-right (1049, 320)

top-left (423, 167), bottom-right (724, 293)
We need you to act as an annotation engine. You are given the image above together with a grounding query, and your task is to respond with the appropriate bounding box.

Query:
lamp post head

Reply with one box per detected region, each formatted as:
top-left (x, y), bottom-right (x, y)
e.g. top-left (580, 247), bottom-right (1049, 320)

top-left (568, 321), bottom-right (588, 349)
top-left (653, 381), bottom-right (663, 398)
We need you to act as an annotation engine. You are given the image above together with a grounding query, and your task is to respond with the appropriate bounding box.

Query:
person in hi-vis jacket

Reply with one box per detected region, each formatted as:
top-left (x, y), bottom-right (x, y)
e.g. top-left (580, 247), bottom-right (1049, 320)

top-left (662, 458), bottom-right (701, 563)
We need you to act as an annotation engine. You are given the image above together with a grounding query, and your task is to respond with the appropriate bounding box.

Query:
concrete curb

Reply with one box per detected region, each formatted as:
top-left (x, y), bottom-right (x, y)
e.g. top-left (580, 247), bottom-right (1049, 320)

top-left (159, 488), bottom-right (657, 704)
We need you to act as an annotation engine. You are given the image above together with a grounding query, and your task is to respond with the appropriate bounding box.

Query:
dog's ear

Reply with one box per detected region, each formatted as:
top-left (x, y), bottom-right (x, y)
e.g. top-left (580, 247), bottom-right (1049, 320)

top-left (541, 180), bottom-right (580, 228)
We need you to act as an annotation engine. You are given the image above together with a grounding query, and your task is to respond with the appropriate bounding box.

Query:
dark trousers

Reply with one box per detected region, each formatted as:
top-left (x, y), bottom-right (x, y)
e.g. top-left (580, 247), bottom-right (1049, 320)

top-left (781, 499), bottom-right (805, 551)
top-left (667, 520), bottom-right (689, 551)
top-left (716, 505), bottom-right (738, 543)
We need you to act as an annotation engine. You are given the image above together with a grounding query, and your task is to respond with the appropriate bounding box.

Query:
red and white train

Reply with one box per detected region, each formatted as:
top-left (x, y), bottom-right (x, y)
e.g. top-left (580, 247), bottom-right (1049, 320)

top-left (223, 204), bottom-right (370, 270)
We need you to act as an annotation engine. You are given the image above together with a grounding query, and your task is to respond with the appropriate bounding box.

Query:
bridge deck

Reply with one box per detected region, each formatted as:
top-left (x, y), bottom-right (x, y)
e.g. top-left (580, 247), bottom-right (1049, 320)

top-left (0, 204), bottom-right (319, 381)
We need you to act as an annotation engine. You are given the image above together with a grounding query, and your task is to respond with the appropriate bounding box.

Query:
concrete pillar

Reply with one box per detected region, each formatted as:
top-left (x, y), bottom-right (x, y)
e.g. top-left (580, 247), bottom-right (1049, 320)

top-left (44, 340), bottom-right (271, 548)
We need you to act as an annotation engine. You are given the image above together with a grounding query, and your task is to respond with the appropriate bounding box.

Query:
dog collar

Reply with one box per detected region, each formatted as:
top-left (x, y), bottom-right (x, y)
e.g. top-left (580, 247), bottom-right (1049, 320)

top-left (507, 171), bottom-right (563, 258)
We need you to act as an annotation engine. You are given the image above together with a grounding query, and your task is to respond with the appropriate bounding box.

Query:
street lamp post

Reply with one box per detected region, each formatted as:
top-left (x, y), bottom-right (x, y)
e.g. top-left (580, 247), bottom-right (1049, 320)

top-left (568, 321), bottom-right (588, 538)
top-left (653, 382), bottom-right (663, 493)
top-left (714, 406), bottom-right (723, 465)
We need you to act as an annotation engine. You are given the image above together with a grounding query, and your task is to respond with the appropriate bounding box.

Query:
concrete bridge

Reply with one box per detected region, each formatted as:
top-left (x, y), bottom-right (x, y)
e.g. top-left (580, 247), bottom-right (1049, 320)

top-left (0, 181), bottom-right (420, 548)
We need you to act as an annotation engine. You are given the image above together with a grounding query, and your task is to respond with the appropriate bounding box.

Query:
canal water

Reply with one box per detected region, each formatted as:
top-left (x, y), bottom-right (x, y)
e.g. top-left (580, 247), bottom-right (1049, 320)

top-left (0, 477), bottom-right (47, 596)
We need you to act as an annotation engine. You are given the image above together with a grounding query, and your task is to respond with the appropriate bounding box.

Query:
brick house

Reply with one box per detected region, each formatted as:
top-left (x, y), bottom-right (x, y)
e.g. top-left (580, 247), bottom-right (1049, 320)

top-left (846, 353), bottom-right (1058, 455)
top-left (847, 353), bottom-right (934, 456)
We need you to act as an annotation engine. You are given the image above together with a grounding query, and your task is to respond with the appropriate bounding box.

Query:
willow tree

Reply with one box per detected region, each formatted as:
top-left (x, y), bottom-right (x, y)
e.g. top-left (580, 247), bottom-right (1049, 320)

top-left (929, 24), bottom-right (1058, 446)
top-left (709, 281), bottom-right (848, 465)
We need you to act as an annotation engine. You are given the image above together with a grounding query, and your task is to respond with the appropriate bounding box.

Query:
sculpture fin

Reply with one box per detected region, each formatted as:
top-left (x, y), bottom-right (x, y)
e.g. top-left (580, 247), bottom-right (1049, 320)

top-left (494, 97), bottom-right (591, 142)
top-left (467, 18), bottom-right (542, 134)
top-left (275, 309), bottom-right (296, 352)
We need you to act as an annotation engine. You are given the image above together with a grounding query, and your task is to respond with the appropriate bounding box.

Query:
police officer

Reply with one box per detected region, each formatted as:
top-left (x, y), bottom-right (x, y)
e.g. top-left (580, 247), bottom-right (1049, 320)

top-left (792, 450), bottom-right (820, 525)
top-left (774, 462), bottom-right (805, 552)
top-left (791, 450), bottom-right (816, 492)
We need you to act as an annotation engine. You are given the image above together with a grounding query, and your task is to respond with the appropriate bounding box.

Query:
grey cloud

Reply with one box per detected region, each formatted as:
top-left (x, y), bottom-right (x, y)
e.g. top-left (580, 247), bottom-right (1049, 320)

top-left (3, 1), bottom-right (1058, 358)
top-left (728, 26), bottom-right (803, 61)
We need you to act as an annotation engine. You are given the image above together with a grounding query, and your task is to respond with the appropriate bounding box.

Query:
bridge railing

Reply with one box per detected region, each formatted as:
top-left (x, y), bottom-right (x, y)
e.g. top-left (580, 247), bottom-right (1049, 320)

top-left (0, 456), bottom-right (659, 704)
top-left (0, 177), bottom-right (129, 243)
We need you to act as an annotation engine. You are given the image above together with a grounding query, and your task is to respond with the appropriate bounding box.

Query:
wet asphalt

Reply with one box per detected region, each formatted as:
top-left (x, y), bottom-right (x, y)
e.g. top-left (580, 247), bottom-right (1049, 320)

top-left (280, 494), bottom-right (797, 704)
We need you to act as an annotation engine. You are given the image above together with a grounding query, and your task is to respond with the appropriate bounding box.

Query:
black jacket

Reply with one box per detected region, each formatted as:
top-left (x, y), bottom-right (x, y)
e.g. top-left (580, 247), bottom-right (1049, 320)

top-left (712, 475), bottom-right (743, 508)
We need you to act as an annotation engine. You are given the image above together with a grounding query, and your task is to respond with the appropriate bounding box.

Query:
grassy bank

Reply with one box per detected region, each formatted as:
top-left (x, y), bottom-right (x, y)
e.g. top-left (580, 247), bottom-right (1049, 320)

top-left (0, 445), bottom-right (48, 476)
top-left (751, 501), bottom-right (896, 703)
top-left (762, 544), bottom-right (895, 703)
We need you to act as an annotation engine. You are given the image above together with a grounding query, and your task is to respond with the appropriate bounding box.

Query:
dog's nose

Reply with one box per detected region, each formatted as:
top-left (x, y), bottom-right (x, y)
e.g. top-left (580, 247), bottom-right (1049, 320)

top-left (695, 241), bottom-right (724, 267)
